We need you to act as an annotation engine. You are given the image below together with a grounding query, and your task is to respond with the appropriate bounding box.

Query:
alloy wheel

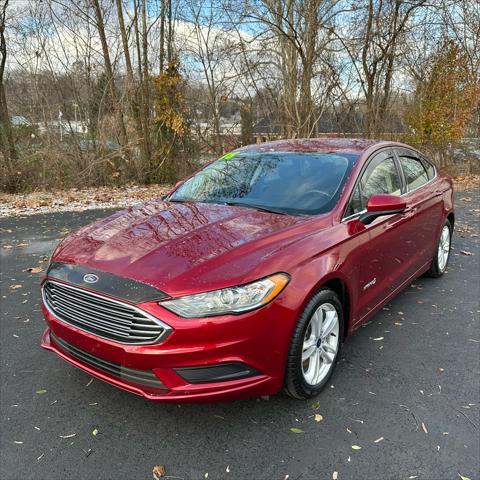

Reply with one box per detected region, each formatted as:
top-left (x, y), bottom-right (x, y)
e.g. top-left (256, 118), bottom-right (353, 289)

top-left (437, 225), bottom-right (451, 272)
top-left (301, 303), bottom-right (340, 386)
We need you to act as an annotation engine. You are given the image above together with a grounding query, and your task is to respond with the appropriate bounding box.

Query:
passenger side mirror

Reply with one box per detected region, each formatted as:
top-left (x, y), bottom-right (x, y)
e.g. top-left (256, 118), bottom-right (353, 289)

top-left (359, 194), bottom-right (406, 225)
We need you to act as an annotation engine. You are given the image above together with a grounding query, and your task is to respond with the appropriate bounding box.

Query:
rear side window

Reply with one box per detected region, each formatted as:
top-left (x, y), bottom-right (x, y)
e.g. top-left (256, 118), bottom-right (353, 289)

top-left (421, 158), bottom-right (436, 179)
top-left (400, 156), bottom-right (429, 191)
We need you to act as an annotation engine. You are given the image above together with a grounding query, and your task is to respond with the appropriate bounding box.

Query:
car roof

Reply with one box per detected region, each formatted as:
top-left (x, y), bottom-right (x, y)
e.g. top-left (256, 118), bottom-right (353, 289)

top-left (237, 138), bottom-right (386, 155)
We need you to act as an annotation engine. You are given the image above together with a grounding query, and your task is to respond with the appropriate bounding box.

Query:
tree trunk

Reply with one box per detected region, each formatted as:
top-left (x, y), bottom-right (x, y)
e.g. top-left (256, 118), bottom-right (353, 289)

top-left (91, 0), bottom-right (127, 146)
top-left (159, 0), bottom-right (166, 72)
top-left (140, 0), bottom-right (151, 159)
top-left (116, 0), bottom-right (150, 172)
top-left (167, 0), bottom-right (173, 65)
top-left (0, 0), bottom-right (18, 191)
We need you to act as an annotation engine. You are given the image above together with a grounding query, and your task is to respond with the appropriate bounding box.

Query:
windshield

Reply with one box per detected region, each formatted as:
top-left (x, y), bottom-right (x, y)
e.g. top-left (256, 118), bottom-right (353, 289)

top-left (169, 151), bottom-right (357, 215)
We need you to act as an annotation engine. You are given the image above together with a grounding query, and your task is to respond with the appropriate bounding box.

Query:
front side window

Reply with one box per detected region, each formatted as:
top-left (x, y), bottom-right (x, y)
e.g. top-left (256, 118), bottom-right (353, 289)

top-left (170, 151), bottom-right (357, 215)
top-left (346, 154), bottom-right (402, 216)
top-left (400, 156), bottom-right (429, 191)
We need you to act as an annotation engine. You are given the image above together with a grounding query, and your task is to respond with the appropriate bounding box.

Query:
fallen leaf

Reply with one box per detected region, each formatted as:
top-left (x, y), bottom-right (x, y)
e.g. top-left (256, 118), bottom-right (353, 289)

top-left (314, 414), bottom-right (323, 422)
top-left (226, 465), bottom-right (230, 473)
top-left (312, 401), bottom-right (321, 410)
top-left (36, 389), bottom-right (47, 395)
top-left (10, 285), bottom-right (22, 290)
top-left (205, 473), bottom-right (209, 479)
top-left (460, 250), bottom-right (474, 256)
top-left (24, 267), bottom-right (44, 273)
top-left (59, 433), bottom-right (76, 439)
top-left (421, 422), bottom-right (428, 434)
top-left (152, 465), bottom-right (166, 479)
top-left (351, 445), bottom-right (361, 450)
top-left (374, 437), bottom-right (384, 443)
top-left (290, 427), bottom-right (303, 434)
top-left (458, 475), bottom-right (472, 480)
top-left (92, 428), bottom-right (99, 436)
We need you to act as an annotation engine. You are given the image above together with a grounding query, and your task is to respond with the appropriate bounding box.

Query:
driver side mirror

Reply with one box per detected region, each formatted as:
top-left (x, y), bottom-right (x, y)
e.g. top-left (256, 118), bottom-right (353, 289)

top-left (359, 194), bottom-right (406, 225)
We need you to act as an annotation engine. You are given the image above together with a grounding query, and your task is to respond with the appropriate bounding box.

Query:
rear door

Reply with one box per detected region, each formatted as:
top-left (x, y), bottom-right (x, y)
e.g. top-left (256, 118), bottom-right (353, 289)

top-left (394, 147), bottom-right (444, 269)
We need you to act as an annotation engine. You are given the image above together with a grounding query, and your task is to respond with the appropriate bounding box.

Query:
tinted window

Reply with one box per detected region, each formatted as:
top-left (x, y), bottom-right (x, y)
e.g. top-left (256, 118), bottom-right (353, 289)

top-left (421, 158), bottom-right (435, 179)
top-left (346, 156), bottom-right (402, 215)
top-left (400, 156), bottom-right (429, 190)
top-left (170, 152), bottom-right (357, 215)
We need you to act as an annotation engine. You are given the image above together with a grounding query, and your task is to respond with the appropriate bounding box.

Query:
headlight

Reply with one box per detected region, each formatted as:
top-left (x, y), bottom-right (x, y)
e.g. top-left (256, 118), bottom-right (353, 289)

top-left (159, 273), bottom-right (290, 318)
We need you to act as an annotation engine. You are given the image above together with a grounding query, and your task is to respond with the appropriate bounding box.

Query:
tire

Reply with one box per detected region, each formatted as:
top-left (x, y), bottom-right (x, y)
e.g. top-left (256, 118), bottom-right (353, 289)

top-left (425, 219), bottom-right (452, 278)
top-left (284, 288), bottom-right (344, 399)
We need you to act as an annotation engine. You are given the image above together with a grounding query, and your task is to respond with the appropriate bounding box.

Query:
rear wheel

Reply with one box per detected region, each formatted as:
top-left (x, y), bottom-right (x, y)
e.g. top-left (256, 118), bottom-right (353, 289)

top-left (284, 289), bottom-right (344, 399)
top-left (425, 219), bottom-right (452, 278)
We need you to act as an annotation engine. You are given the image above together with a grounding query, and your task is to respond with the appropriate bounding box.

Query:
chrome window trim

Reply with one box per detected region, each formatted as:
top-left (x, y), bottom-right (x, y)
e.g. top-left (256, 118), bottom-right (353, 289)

top-left (42, 280), bottom-right (173, 345)
top-left (341, 209), bottom-right (367, 222)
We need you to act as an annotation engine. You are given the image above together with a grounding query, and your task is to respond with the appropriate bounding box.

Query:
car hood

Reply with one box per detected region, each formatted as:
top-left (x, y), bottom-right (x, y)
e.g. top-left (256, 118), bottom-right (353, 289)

top-left (52, 200), bottom-right (319, 296)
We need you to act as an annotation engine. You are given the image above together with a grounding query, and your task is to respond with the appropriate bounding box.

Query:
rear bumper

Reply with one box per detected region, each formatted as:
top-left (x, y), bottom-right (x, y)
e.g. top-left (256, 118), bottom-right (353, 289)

top-left (40, 292), bottom-right (296, 401)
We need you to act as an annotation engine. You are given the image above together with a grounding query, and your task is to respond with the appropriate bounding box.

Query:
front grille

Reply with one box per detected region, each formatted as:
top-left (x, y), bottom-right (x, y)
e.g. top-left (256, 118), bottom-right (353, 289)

top-left (43, 280), bottom-right (171, 344)
top-left (51, 333), bottom-right (166, 389)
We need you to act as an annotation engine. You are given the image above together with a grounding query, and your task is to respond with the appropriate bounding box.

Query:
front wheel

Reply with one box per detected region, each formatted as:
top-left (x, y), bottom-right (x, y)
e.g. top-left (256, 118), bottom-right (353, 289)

top-left (284, 289), bottom-right (344, 399)
top-left (425, 219), bottom-right (452, 278)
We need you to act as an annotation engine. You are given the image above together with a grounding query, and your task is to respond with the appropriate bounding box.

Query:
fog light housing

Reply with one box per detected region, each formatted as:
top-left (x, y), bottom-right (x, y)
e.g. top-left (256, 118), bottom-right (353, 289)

top-left (175, 362), bottom-right (261, 384)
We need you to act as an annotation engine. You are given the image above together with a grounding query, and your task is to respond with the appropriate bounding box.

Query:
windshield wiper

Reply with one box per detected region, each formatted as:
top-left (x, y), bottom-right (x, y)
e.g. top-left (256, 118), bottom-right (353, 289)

top-left (168, 198), bottom-right (289, 215)
top-left (222, 201), bottom-right (288, 215)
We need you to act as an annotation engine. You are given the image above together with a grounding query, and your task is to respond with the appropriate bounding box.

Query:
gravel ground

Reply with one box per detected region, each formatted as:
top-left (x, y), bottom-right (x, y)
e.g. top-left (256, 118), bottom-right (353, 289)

top-left (0, 192), bottom-right (479, 480)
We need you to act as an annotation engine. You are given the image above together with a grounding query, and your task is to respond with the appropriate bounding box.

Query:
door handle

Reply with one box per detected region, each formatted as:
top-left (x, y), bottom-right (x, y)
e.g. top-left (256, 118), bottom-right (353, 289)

top-left (434, 189), bottom-right (443, 197)
top-left (403, 206), bottom-right (417, 216)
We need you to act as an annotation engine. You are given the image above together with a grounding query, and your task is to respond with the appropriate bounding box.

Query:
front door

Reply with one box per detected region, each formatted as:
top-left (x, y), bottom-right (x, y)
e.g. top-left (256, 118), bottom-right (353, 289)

top-left (343, 149), bottom-right (413, 324)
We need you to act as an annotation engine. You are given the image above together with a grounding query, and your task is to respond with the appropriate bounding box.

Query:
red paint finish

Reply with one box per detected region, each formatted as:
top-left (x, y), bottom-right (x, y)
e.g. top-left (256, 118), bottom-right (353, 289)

top-left (365, 193), bottom-right (407, 212)
top-left (40, 139), bottom-right (454, 401)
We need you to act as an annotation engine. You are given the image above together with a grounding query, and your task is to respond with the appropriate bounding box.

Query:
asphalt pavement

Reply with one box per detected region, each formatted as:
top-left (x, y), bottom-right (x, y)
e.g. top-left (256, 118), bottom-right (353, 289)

top-left (1, 192), bottom-right (479, 480)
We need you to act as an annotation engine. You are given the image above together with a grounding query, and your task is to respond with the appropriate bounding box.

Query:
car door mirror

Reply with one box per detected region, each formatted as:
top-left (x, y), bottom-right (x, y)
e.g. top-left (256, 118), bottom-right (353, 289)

top-left (359, 194), bottom-right (407, 225)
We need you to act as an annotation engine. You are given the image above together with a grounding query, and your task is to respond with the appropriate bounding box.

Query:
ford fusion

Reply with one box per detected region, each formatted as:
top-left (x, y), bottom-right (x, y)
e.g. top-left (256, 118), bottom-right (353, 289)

top-left (40, 139), bottom-right (454, 401)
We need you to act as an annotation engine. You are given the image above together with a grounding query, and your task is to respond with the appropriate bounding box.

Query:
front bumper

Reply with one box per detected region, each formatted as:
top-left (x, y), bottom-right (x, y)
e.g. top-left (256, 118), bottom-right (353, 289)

top-left (40, 292), bottom-right (296, 402)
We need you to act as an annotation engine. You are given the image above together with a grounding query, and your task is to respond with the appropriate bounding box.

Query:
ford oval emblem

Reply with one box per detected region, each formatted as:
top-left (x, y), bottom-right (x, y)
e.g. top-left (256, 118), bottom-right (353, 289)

top-left (83, 273), bottom-right (99, 284)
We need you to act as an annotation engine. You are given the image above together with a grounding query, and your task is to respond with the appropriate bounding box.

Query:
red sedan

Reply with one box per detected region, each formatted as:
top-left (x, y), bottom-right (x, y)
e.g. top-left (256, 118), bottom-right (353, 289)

top-left (40, 139), bottom-right (454, 402)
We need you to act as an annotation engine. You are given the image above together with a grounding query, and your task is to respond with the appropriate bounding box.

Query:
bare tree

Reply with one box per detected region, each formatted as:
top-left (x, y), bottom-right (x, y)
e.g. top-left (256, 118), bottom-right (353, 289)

top-left (90, 0), bottom-right (128, 145)
top-left (0, 0), bottom-right (17, 190)
top-left (340, 0), bottom-right (428, 137)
